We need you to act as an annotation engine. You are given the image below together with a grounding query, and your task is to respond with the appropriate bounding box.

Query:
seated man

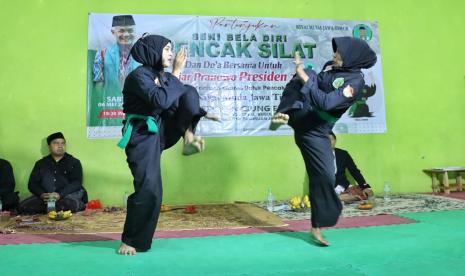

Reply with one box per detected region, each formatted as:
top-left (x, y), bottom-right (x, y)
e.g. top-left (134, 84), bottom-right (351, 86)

top-left (329, 132), bottom-right (374, 203)
top-left (19, 132), bottom-right (87, 214)
top-left (0, 158), bottom-right (20, 212)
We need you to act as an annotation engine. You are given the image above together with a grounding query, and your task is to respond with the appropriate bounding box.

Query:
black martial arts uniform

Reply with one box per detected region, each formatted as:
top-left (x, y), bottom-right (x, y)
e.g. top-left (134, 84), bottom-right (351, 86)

top-left (276, 37), bottom-right (376, 228)
top-left (19, 153), bottom-right (87, 214)
top-left (120, 35), bottom-right (206, 251)
top-left (334, 148), bottom-right (371, 191)
top-left (0, 159), bottom-right (20, 211)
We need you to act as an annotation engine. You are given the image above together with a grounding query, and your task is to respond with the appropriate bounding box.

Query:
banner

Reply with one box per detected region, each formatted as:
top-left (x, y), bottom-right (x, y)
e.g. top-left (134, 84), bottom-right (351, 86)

top-left (87, 14), bottom-right (386, 138)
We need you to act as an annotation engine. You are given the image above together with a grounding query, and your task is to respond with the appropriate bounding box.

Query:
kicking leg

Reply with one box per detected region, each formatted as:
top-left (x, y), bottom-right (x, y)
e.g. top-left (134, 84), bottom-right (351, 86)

top-left (182, 126), bottom-right (204, 156)
top-left (269, 112), bottom-right (289, 130)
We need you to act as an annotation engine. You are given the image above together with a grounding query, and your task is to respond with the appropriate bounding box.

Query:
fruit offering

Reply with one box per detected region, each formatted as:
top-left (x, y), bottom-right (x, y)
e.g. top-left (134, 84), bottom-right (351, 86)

top-left (357, 202), bottom-right (374, 210)
top-left (289, 196), bottom-right (302, 210)
top-left (302, 195), bottom-right (311, 208)
top-left (48, 210), bottom-right (73, 220)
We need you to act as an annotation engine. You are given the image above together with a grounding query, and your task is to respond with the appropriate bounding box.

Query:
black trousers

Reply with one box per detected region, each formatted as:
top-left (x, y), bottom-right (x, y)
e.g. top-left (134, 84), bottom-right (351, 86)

top-left (19, 190), bottom-right (86, 214)
top-left (289, 108), bottom-right (342, 228)
top-left (0, 191), bottom-right (19, 211)
top-left (122, 85), bottom-right (204, 251)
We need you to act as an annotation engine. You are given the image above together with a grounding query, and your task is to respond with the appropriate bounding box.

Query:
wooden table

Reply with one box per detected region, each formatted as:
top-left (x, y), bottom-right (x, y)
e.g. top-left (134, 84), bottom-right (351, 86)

top-left (423, 167), bottom-right (465, 194)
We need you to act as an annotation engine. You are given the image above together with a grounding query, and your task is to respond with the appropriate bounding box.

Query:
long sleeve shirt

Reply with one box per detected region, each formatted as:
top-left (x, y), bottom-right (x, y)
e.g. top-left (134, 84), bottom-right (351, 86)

top-left (334, 148), bottom-right (370, 190)
top-left (0, 159), bottom-right (15, 196)
top-left (28, 153), bottom-right (83, 198)
top-left (123, 66), bottom-right (186, 117)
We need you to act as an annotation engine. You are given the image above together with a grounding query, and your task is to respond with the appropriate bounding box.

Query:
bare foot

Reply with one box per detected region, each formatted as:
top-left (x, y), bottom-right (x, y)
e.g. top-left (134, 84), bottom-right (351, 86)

top-left (310, 228), bottom-right (330, 246)
top-left (194, 135), bottom-right (205, 151)
top-left (184, 128), bottom-right (195, 144)
top-left (183, 125), bottom-right (205, 156)
top-left (118, 242), bottom-right (137, 255)
top-left (269, 113), bottom-right (289, 130)
top-left (182, 136), bottom-right (204, 156)
top-left (204, 113), bottom-right (221, 122)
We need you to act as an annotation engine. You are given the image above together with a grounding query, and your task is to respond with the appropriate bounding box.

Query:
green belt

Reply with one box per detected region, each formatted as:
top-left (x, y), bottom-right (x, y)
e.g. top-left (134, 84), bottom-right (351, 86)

top-left (348, 100), bottom-right (364, 116)
top-left (117, 114), bottom-right (158, 149)
top-left (316, 110), bottom-right (339, 124)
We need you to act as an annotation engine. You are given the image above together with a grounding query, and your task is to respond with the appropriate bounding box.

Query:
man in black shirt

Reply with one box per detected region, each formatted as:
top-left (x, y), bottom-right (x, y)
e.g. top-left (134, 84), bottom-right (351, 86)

top-left (329, 132), bottom-right (374, 202)
top-left (0, 158), bottom-right (20, 212)
top-left (19, 132), bottom-right (87, 214)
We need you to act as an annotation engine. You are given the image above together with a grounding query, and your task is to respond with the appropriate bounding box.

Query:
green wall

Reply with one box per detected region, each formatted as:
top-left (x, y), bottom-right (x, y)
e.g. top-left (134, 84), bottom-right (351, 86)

top-left (1, 0), bottom-right (464, 206)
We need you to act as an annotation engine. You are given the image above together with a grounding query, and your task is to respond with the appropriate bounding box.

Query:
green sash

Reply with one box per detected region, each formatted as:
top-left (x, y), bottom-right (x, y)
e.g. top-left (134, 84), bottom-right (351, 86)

top-left (316, 110), bottom-right (339, 124)
top-left (117, 114), bottom-right (158, 149)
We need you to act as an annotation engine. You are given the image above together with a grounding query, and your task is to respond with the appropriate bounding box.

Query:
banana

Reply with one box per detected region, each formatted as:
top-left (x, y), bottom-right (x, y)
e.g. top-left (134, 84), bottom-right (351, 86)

top-left (48, 211), bottom-right (57, 219)
top-left (288, 195), bottom-right (311, 210)
top-left (48, 210), bottom-right (72, 219)
top-left (303, 195), bottom-right (311, 208)
top-left (289, 196), bottom-right (302, 209)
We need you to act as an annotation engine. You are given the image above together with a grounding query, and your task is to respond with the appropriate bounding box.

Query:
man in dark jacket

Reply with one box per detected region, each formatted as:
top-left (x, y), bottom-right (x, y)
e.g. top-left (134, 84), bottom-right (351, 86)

top-left (0, 158), bottom-right (20, 212)
top-left (19, 132), bottom-right (87, 214)
top-left (329, 132), bottom-right (373, 202)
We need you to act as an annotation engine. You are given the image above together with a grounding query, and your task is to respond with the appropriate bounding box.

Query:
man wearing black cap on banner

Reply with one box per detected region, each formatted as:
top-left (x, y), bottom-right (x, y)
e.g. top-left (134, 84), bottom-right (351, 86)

top-left (93, 15), bottom-right (140, 96)
top-left (19, 132), bottom-right (87, 214)
top-left (93, 15), bottom-right (140, 91)
top-left (90, 15), bottom-right (140, 130)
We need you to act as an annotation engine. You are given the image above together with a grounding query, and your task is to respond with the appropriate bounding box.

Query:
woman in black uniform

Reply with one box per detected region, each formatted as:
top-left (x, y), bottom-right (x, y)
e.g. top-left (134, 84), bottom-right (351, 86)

top-left (117, 34), bottom-right (218, 255)
top-left (270, 37), bottom-right (377, 246)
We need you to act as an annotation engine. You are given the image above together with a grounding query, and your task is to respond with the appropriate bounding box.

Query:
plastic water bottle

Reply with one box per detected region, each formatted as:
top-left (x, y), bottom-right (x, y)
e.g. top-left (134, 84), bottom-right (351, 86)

top-left (266, 188), bottom-right (274, 212)
top-left (383, 182), bottom-right (391, 201)
top-left (0, 199), bottom-right (3, 212)
top-left (123, 191), bottom-right (129, 208)
top-left (47, 197), bottom-right (56, 212)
